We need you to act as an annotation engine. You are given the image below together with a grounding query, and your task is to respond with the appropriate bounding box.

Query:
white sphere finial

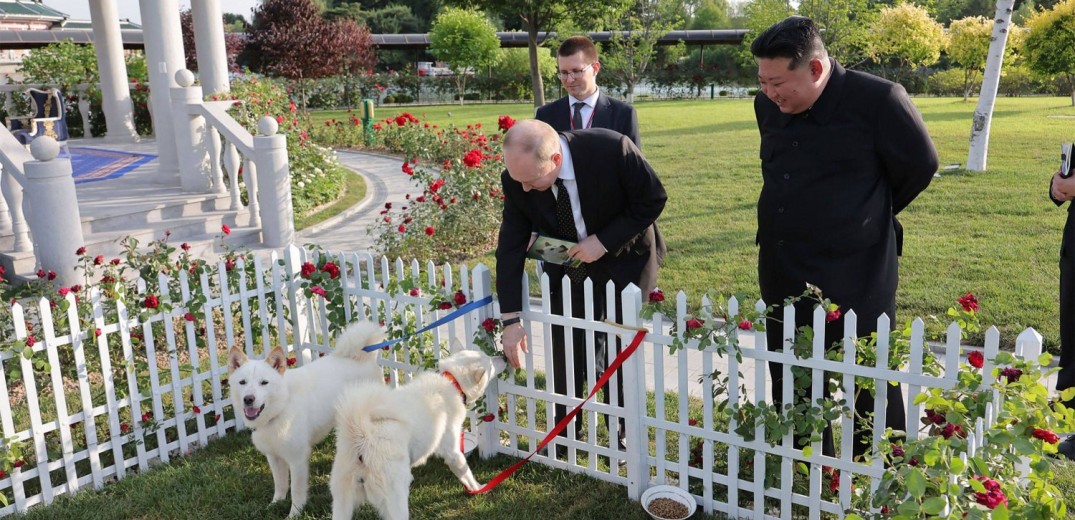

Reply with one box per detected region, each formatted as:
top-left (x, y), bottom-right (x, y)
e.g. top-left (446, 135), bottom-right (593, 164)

top-left (30, 137), bottom-right (60, 161)
top-left (175, 69), bottom-right (195, 87)
top-left (258, 116), bottom-right (279, 136)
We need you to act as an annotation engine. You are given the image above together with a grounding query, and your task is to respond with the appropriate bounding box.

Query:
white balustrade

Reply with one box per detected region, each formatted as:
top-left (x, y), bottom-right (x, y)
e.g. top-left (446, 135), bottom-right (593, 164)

top-left (22, 137), bottom-right (84, 286)
top-left (253, 116), bottom-right (293, 247)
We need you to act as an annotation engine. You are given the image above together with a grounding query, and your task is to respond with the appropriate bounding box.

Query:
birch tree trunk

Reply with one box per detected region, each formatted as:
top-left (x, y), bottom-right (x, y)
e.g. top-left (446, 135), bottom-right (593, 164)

top-left (967, 0), bottom-right (1016, 171)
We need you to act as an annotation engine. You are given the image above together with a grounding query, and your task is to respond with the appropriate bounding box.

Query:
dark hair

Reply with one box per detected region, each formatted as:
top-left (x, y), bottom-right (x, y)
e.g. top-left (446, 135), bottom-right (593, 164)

top-left (558, 35), bottom-right (598, 62)
top-left (750, 16), bottom-right (827, 69)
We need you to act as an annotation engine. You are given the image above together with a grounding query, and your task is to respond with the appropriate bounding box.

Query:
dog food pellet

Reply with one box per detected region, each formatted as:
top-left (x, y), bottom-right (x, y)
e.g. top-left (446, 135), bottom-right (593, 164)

top-left (648, 497), bottom-right (689, 519)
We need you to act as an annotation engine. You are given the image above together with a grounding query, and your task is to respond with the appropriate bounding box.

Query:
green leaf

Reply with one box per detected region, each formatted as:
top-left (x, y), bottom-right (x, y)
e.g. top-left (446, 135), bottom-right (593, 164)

top-left (992, 502), bottom-right (1010, 520)
top-left (950, 456), bottom-right (965, 474)
top-left (803, 446), bottom-right (812, 458)
top-left (922, 496), bottom-right (947, 514)
top-left (924, 449), bottom-right (940, 466)
top-left (897, 500), bottom-right (920, 516)
top-left (913, 393), bottom-right (929, 405)
top-left (907, 468), bottom-right (926, 499)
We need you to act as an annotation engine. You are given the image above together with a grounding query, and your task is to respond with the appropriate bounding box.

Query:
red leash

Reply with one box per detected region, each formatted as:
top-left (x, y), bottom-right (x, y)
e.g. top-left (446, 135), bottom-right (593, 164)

top-left (465, 329), bottom-right (648, 494)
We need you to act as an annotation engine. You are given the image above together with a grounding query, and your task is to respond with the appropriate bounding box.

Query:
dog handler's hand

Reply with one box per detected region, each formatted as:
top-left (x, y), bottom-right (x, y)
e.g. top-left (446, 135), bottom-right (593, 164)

top-left (501, 323), bottom-right (528, 368)
top-left (567, 235), bottom-right (607, 264)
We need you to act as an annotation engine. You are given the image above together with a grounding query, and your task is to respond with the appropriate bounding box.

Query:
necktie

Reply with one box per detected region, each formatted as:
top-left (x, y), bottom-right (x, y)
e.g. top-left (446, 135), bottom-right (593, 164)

top-left (554, 178), bottom-right (586, 284)
top-left (572, 101), bottom-right (586, 130)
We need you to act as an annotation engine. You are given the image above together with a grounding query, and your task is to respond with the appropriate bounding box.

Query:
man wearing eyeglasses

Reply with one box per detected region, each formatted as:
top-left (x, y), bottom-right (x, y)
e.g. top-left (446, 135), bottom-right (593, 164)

top-left (536, 35), bottom-right (641, 148)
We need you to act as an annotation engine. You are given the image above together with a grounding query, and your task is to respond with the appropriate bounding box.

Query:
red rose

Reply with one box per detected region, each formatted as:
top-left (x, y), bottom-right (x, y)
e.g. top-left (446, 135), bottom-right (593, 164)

top-left (438, 301), bottom-right (452, 310)
top-left (429, 179), bottom-right (445, 193)
top-left (453, 290), bottom-right (467, 306)
top-left (685, 318), bottom-right (704, 331)
top-left (891, 444), bottom-right (905, 458)
top-left (287, 356), bottom-right (297, 367)
top-left (192, 405), bottom-right (201, 414)
top-left (967, 350), bottom-right (984, 369)
top-left (425, 226), bottom-right (435, 236)
top-left (181, 243), bottom-right (191, 251)
top-left (688, 418), bottom-right (698, 426)
top-left (398, 225), bottom-right (406, 233)
top-left (940, 423), bottom-right (965, 439)
top-left (300, 262), bottom-right (316, 278)
top-left (321, 262), bottom-right (340, 279)
top-left (957, 292), bottom-right (979, 313)
top-left (71, 284), bottom-right (81, 293)
top-left (409, 288), bottom-right (420, 296)
top-left (12, 460), bottom-right (23, 469)
top-left (498, 115), bottom-right (515, 131)
top-left (482, 413), bottom-right (495, 422)
top-left (463, 149), bottom-right (482, 168)
top-left (1032, 428), bottom-right (1060, 444)
top-left (1000, 367), bottom-right (1022, 382)
top-left (973, 476), bottom-right (1007, 510)
top-left (47, 271), bottom-right (56, 280)
top-left (143, 295), bottom-right (159, 309)
top-left (141, 412), bottom-right (152, 422)
top-left (825, 308), bottom-right (841, 323)
top-left (924, 408), bottom-right (946, 425)
top-left (402, 162), bottom-right (414, 175)
top-left (482, 318), bottom-right (496, 333)
top-left (738, 319), bottom-right (752, 330)
top-left (120, 423), bottom-right (131, 433)
top-left (111, 258), bottom-right (121, 265)
top-left (58, 287), bottom-right (70, 297)
top-left (36, 269), bottom-right (45, 278)
top-left (94, 255), bottom-right (104, 265)
top-left (648, 289), bottom-right (664, 302)
top-left (184, 312), bottom-right (195, 322)
top-left (76, 246), bottom-right (86, 255)
top-left (221, 224), bottom-right (231, 235)
top-left (94, 328), bottom-right (102, 337)
top-left (310, 285), bottom-right (327, 298)
top-left (25, 335), bottom-right (35, 347)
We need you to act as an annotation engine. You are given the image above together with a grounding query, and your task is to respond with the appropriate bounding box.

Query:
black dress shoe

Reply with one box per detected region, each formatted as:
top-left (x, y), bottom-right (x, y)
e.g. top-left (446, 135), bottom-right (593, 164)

top-left (617, 438), bottom-right (627, 467)
top-left (1059, 435), bottom-right (1075, 461)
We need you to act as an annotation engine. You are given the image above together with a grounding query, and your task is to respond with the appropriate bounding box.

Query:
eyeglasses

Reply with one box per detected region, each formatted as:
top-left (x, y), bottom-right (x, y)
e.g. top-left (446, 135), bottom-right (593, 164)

top-left (556, 63), bottom-right (594, 80)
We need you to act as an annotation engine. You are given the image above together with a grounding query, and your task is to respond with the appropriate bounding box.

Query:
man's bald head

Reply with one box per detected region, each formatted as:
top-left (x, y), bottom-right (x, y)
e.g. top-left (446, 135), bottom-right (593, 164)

top-left (503, 119), bottom-right (562, 192)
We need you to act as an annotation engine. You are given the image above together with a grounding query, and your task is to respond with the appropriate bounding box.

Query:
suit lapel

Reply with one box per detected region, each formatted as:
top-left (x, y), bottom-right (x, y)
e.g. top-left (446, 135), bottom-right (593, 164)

top-left (590, 93), bottom-right (613, 130)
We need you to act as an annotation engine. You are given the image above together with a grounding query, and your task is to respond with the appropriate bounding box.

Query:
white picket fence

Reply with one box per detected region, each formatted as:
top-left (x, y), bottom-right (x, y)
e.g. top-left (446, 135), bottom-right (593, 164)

top-left (0, 245), bottom-right (1043, 518)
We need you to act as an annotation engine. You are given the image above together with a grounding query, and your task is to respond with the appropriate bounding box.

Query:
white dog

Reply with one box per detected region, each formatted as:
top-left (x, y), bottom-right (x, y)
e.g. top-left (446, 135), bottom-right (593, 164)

top-left (329, 350), bottom-right (506, 520)
top-left (227, 321), bottom-right (384, 517)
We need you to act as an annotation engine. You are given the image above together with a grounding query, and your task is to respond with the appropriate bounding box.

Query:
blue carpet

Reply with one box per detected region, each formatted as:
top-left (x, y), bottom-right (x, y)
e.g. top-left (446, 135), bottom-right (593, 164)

top-left (69, 147), bottom-right (157, 184)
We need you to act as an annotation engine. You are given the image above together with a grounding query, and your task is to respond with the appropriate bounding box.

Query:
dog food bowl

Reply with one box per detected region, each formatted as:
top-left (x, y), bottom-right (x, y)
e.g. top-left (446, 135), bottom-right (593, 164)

top-left (462, 432), bottom-right (478, 456)
top-left (641, 484), bottom-right (696, 520)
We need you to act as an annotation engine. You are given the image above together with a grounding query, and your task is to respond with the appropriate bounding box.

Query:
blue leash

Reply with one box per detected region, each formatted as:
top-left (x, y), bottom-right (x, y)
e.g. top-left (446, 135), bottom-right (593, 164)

top-left (361, 295), bottom-right (494, 352)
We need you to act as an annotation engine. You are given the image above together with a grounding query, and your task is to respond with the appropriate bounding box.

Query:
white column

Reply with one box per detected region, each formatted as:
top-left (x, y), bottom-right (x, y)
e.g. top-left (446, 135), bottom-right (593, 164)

top-left (88, 0), bottom-right (139, 142)
top-left (23, 138), bottom-right (84, 287)
top-left (190, 0), bottom-right (231, 96)
top-left (253, 116), bottom-right (293, 248)
top-left (138, 0), bottom-right (185, 180)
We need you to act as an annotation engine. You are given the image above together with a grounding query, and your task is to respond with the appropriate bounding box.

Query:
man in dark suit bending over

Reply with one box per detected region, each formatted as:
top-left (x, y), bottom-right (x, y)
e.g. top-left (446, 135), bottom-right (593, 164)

top-left (496, 119), bottom-right (666, 458)
top-left (752, 16), bottom-right (938, 458)
top-left (536, 35), bottom-right (640, 148)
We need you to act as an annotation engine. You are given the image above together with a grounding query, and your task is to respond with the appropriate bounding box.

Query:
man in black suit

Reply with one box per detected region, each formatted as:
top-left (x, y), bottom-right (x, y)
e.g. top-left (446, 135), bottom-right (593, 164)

top-left (752, 17), bottom-right (938, 458)
top-left (496, 119), bottom-right (666, 457)
top-left (536, 35), bottom-right (641, 148)
top-left (1049, 169), bottom-right (1075, 460)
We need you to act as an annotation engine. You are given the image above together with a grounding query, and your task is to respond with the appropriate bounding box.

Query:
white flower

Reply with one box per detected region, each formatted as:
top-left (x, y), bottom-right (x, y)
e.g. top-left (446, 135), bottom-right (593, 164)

top-left (297, 181), bottom-right (306, 188)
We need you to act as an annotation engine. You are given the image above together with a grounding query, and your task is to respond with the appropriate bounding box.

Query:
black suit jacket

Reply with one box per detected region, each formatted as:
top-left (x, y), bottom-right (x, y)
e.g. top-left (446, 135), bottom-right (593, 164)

top-left (495, 129), bottom-right (667, 314)
top-left (535, 92), bottom-right (641, 149)
top-left (754, 60), bottom-right (937, 323)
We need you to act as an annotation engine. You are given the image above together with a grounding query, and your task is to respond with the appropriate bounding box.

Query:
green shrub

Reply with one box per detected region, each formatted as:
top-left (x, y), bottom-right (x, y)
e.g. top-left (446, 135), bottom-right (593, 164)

top-left (220, 75), bottom-right (344, 215)
top-left (926, 68), bottom-right (967, 97)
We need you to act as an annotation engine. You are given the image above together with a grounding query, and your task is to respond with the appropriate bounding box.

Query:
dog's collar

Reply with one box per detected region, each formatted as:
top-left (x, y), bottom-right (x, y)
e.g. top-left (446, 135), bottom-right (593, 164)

top-left (442, 371), bottom-right (467, 405)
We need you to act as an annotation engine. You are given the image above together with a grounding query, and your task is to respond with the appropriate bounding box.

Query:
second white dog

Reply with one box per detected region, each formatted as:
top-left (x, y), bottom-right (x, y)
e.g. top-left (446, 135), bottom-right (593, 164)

top-left (227, 320), bottom-right (384, 517)
top-left (329, 350), bottom-right (506, 520)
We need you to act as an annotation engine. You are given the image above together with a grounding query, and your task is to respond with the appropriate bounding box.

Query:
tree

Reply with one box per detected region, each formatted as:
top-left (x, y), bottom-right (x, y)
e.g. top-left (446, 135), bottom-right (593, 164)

top-left (244, 0), bottom-right (376, 109)
top-left (445, 0), bottom-right (631, 107)
top-left (867, 3), bottom-right (947, 84)
top-left (948, 16), bottom-right (993, 101)
top-left (1024, 0), bottom-right (1075, 106)
top-left (798, 0), bottom-right (874, 67)
top-left (600, 0), bottom-right (684, 102)
top-left (689, 0), bottom-right (731, 29)
top-left (222, 12), bottom-right (249, 31)
top-left (180, 10), bottom-right (247, 74)
top-left (429, 8), bottom-right (501, 104)
top-left (967, 0), bottom-right (1017, 171)
top-left (17, 39), bottom-right (98, 92)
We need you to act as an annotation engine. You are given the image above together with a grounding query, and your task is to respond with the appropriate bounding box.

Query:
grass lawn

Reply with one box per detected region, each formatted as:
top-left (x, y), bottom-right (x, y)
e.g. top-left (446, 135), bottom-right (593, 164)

top-left (9, 431), bottom-right (682, 520)
top-left (314, 97), bottom-right (1075, 350)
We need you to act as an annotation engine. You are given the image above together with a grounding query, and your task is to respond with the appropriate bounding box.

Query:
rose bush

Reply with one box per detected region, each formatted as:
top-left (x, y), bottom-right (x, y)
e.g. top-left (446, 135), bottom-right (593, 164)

top-left (365, 112), bottom-right (508, 263)
top-left (644, 288), bottom-right (1075, 518)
